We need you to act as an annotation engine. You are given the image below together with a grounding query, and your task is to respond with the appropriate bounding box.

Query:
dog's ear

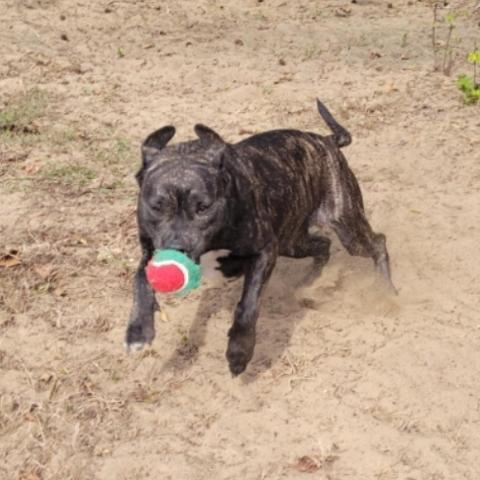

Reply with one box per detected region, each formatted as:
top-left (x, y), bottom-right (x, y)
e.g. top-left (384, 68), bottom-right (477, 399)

top-left (194, 124), bottom-right (224, 146)
top-left (194, 124), bottom-right (227, 171)
top-left (141, 125), bottom-right (175, 159)
top-left (137, 126), bottom-right (175, 185)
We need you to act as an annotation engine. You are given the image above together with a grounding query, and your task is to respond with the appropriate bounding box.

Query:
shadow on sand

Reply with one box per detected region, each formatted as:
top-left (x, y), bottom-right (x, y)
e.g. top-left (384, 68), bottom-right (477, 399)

top-left (159, 255), bottom-right (325, 383)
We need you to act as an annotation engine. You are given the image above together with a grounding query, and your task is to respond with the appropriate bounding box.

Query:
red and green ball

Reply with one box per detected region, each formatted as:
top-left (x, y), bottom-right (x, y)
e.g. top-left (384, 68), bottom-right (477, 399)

top-left (145, 249), bottom-right (202, 295)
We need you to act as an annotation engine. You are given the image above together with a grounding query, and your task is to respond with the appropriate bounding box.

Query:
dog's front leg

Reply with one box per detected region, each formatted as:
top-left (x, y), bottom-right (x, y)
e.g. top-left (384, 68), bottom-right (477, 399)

top-left (226, 241), bottom-right (278, 376)
top-left (125, 236), bottom-right (157, 351)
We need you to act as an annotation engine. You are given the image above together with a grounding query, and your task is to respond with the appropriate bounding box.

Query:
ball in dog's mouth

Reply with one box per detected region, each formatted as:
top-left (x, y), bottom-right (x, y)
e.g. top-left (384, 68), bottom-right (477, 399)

top-left (145, 249), bottom-right (202, 295)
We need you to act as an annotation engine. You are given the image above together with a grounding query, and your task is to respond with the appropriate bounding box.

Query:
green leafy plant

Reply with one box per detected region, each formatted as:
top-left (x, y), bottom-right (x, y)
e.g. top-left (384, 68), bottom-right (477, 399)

top-left (457, 75), bottom-right (480, 103)
top-left (457, 48), bottom-right (480, 104)
top-left (467, 49), bottom-right (480, 83)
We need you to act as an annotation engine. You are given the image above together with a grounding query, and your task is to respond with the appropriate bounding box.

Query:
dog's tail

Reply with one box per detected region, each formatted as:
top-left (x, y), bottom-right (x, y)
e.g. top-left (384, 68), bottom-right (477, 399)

top-left (316, 99), bottom-right (352, 148)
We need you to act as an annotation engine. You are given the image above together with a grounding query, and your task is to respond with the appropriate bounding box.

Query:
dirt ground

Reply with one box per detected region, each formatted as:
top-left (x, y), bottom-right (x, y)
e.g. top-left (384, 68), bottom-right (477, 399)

top-left (1, 0), bottom-right (480, 479)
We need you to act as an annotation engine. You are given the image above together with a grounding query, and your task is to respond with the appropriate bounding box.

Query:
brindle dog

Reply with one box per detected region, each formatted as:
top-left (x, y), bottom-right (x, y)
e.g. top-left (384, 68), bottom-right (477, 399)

top-left (126, 100), bottom-right (395, 375)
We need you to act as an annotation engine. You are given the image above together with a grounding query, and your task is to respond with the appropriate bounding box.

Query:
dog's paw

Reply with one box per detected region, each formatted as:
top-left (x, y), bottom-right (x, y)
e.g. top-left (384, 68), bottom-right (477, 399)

top-left (124, 323), bottom-right (154, 353)
top-left (226, 328), bottom-right (255, 376)
top-left (216, 254), bottom-right (246, 278)
top-left (227, 351), bottom-right (249, 376)
top-left (124, 341), bottom-right (146, 353)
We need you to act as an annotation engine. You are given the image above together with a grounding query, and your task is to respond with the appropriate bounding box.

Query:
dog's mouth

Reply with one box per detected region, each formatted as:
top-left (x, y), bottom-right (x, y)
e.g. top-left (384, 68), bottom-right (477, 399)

top-left (178, 249), bottom-right (200, 264)
top-left (164, 247), bottom-right (200, 265)
top-left (191, 253), bottom-right (201, 264)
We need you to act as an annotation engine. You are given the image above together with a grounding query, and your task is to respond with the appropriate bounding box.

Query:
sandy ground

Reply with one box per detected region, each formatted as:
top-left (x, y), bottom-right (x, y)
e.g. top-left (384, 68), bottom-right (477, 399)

top-left (1, 1), bottom-right (480, 479)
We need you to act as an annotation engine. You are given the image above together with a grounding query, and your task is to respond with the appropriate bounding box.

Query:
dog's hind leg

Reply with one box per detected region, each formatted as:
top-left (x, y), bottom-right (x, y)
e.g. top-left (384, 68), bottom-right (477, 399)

top-left (313, 150), bottom-right (396, 292)
top-left (313, 185), bottom-right (395, 292)
top-left (331, 212), bottom-right (396, 293)
top-left (284, 233), bottom-right (331, 261)
top-left (282, 227), bottom-right (331, 283)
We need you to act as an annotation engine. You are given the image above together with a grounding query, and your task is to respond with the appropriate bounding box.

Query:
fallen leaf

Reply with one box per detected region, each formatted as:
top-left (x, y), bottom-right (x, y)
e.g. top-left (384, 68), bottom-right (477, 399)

top-left (0, 151), bottom-right (29, 163)
top-left (159, 309), bottom-right (170, 322)
top-left (0, 123), bottom-right (39, 134)
top-left (53, 287), bottom-right (67, 297)
top-left (273, 74), bottom-right (293, 84)
top-left (23, 163), bottom-right (42, 175)
top-left (34, 264), bottom-right (56, 280)
top-left (39, 373), bottom-right (53, 384)
top-left (238, 128), bottom-right (255, 135)
top-left (0, 250), bottom-right (22, 268)
top-left (23, 412), bottom-right (36, 422)
top-left (293, 456), bottom-right (321, 473)
top-left (384, 82), bottom-right (399, 93)
top-left (19, 473), bottom-right (42, 480)
top-left (335, 7), bottom-right (351, 17)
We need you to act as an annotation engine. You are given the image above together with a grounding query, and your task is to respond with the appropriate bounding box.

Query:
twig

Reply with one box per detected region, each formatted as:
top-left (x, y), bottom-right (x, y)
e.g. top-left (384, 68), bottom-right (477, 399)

top-left (432, 2), bottom-right (440, 71)
top-left (16, 355), bottom-right (36, 390)
top-left (474, 43), bottom-right (478, 87)
top-left (442, 22), bottom-right (455, 75)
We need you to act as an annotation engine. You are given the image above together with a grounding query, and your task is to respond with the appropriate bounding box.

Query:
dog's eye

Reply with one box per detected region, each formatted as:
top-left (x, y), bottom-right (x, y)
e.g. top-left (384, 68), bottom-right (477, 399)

top-left (150, 198), bottom-right (165, 211)
top-left (196, 202), bottom-right (211, 214)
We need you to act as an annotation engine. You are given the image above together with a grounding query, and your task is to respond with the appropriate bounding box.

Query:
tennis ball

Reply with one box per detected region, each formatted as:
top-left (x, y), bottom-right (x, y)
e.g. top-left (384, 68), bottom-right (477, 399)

top-left (145, 249), bottom-right (201, 295)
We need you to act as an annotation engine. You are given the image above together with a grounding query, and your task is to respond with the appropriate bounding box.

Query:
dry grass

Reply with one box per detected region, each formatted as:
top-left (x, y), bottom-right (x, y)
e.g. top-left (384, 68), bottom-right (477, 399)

top-left (1, 351), bottom-right (132, 479)
top-left (1, 1), bottom-right (480, 479)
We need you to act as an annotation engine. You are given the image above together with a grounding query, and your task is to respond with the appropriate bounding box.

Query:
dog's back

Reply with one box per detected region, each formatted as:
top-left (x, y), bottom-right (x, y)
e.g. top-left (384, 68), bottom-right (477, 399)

top-left (228, 101), bottom-right (352, 240)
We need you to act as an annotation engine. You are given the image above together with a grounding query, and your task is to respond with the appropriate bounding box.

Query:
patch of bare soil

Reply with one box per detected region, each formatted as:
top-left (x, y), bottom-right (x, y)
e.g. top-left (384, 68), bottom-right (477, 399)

top-left (1, 1), bottom-right (479, 479)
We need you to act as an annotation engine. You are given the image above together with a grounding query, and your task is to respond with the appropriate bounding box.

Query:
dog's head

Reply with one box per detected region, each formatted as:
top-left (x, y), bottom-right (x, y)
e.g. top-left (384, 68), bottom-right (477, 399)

top-left (136, 124), bottom-right (229, 262)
